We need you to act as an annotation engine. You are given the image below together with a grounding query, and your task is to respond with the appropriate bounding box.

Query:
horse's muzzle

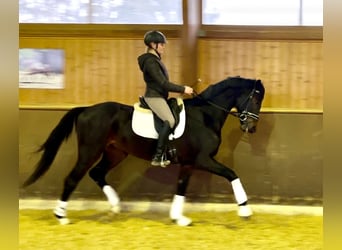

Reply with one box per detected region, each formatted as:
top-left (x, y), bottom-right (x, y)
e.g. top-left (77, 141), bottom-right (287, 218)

top-left (240, 118), bottom-right (257, 133)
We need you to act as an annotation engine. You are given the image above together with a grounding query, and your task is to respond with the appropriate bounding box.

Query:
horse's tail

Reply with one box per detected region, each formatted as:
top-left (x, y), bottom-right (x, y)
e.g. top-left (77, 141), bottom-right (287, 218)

top-left (22, 107), bottom-right (86, 188)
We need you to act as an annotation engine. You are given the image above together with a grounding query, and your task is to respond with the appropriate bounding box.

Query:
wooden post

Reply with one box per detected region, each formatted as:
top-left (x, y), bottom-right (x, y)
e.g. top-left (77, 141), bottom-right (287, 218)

top-left (181, 0), bottom-right (201, 88)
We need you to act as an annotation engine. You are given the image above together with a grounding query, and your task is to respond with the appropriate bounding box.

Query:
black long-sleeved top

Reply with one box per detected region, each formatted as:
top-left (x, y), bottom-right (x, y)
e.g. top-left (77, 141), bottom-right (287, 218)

top-left (138, 53), bottom-right (185, 99)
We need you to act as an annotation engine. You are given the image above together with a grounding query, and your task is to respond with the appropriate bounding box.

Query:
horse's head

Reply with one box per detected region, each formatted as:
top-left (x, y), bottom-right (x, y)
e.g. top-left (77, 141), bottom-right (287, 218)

top-left (193, 76), bottom-right (265, 133)
top-left (235, 79), bottom-right (265, 133)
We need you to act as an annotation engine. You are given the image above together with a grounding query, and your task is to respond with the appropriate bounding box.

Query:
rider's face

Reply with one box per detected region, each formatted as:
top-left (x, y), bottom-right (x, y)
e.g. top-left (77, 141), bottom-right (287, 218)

top-left (153, 42), bottom-right (166, 55)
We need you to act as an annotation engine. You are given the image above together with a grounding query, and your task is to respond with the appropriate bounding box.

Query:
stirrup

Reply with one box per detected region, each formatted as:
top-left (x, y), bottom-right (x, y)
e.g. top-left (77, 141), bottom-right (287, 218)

top-left (151, 159), bottom-right (171, 167)
top-left (151, 154), bottom-right (171, 167)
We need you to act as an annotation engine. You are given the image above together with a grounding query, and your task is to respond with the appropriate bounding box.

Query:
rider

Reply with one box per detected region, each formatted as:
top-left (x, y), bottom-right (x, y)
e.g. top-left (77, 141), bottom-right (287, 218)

top-left (138, 30), bottom-right (193, 167)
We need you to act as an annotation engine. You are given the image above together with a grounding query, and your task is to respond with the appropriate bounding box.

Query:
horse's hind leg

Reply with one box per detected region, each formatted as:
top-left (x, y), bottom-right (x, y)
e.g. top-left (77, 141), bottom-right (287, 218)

top-left (89, 147), bottom-right (128, 213)
top-left (170, 165), bottom-right (193, 226)
top-left (54, 145), bottom-right (103, 225)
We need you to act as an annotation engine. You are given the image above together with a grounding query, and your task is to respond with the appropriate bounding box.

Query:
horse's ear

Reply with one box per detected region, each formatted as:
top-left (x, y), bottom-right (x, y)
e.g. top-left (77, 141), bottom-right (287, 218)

top-left (257, 79), bottom-right (265, 87)
top-left (255, 79), bottom-right (265, 96)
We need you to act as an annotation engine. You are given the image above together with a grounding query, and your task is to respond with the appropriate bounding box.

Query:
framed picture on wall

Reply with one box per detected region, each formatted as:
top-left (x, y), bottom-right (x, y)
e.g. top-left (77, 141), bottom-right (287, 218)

top-left (19, 48), bottom-right (65, 89)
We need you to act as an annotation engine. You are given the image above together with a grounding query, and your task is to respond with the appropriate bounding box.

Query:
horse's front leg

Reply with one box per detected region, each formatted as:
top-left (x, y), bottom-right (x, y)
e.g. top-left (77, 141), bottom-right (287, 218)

top-left (231, 178), bottom-right (253, 217)
top-left (196, 157), bottom-right (253, 218)
top-left (170, 165), bottom-right (193, 226)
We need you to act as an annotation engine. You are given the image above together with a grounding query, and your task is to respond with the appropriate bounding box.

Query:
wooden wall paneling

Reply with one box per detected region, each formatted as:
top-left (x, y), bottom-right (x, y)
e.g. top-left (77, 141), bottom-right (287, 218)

top-left (19, 24), bottom-right (322, 112)
top-left (163, 39), bottom-right (183, 85)
top-left (201, 25), bottom-right (322, 40)
top-left (19, 37), bottom-right (184, 107)
top-left (197, 39), bottom-right (323, 112)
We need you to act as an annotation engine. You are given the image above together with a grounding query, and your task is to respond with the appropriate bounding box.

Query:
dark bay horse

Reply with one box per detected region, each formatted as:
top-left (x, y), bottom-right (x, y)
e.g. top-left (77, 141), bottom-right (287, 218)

top-left (22, 76), bottom-right (265, 226)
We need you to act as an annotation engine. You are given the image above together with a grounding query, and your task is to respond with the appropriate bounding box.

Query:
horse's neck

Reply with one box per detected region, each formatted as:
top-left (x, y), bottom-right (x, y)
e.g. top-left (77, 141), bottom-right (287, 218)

top-left (206, 104), bottom-right (231, 126)
top-left (185, 96), bottom-right (233, 118)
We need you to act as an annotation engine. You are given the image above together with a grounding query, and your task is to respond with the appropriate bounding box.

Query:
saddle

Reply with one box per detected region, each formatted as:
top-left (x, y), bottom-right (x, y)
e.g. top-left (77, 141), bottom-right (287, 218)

top-left (132, 97), bottom-right (186, 139)
top-left (139, 96), bottom-right (182, 133)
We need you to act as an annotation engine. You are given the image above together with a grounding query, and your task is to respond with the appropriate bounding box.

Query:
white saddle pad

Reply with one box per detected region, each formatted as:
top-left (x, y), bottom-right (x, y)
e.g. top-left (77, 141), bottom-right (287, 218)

top-left (132, 98), bottom-right (186, 140)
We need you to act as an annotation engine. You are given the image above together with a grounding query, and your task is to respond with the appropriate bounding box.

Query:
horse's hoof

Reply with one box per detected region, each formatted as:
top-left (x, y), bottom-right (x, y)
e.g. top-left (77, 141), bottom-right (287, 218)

top-left (111, 205), bottom-right (121, 214)
top-left (59, 217), bottom-right (71, 225)
top-left (55, 216), bottom-right (70, 225)
top-left (238, 205), bottom-right (253, 218)
top-left (172, 216), bottom-right (192, 226)
top-left (54, 212), bottom-right (71, 225)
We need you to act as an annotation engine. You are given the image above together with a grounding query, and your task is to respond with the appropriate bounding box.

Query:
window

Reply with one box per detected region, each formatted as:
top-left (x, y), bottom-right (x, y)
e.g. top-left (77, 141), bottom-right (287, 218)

top-left (202, 0), bottom-right (323, 26)
top-left (302, 0), bottom-right (323, 26)
top-left (20, 0), bottom-right (323, 26)
top-left (19, 0), bottom-right (90, 23)
top-left (19, 0), bottom-right (183, 24)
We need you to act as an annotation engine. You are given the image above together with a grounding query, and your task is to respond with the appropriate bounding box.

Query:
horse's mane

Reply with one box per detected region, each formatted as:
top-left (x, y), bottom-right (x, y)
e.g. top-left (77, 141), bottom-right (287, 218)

top-left (184, 76), bottom-right (264, 107)
top-left (200, 76), bottom-right (257, 97)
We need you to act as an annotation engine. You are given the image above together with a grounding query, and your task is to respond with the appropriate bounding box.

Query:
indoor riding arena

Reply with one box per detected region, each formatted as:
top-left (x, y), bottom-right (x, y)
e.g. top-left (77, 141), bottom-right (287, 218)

top-left (19, 1), bottom-right (323, 249)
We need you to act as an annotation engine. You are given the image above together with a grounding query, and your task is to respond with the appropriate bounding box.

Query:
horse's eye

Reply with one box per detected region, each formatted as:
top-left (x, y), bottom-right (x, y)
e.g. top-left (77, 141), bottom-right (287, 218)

top-left (252, 98), bottom-right (260, 105)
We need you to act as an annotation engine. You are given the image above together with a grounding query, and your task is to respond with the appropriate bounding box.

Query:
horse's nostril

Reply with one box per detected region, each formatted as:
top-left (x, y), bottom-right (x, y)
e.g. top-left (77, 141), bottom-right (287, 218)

top-left (240, 123), bottom-right (257, 133)
top-left (248, 126), bottom-right (256, 133)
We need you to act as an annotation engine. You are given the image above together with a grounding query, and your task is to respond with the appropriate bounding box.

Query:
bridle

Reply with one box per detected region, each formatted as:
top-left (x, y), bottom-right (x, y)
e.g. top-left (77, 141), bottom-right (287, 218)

top-left (192, 81), bottom-right (260, 123)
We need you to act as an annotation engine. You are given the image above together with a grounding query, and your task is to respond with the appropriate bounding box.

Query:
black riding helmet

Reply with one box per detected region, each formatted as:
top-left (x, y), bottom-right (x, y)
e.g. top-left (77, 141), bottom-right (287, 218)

top-left (144, 30), bottom-right (167, 47)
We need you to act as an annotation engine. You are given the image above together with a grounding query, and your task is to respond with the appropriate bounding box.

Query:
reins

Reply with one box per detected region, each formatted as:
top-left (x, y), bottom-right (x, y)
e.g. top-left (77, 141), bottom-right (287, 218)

top-left (191, 81), bottom-right (259, 122)
top-left (192, 90), bottom-right (240, 118)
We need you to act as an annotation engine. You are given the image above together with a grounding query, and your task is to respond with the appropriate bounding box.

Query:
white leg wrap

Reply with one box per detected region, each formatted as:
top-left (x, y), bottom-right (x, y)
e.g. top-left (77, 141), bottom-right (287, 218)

top-left (54, 200), bottom-right (68, 217)
top-left (54, 200), bottom-right (71, 225)
top-left (103, 185), bottom-right (121, 213)
top-left (170, 195), bottom-right (185, 219)
top-left (231, 178), bottom-right (248, 205)
top-left (170, 195), bottom-right (192, 226)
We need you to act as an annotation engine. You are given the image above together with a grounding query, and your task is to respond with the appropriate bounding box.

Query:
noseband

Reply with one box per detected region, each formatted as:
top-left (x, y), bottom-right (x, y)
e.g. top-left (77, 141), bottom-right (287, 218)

top-left (192, 82), bottom-right (260, 123)
top-left (236, 86), bottom-right (260, 122)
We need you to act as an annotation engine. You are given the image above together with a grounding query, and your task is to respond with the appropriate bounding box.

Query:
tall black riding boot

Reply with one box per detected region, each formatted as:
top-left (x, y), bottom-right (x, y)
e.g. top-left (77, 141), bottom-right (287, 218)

top-left (151, 121), bottom-right (172, 167)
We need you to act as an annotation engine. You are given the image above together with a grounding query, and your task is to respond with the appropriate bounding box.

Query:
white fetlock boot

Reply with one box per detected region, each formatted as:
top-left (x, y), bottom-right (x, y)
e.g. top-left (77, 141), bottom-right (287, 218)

top-left (103, 185), bottom-right (121, 213)
top-left (54, 200), bottom-right (70, 225)
top-left (231, 178), bottom-right (253, 218)
top-left (169, 195), bottom-right (192, 226)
